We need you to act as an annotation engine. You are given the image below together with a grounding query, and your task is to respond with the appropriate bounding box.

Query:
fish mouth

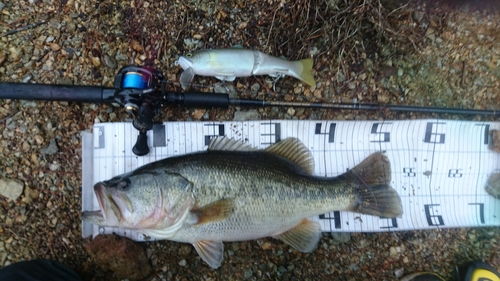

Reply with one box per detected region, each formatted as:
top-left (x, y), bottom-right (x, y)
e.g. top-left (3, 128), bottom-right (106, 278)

top-left (93, 183), bottom-right (122, 226)
top-left (81, 210), bottom-right (106, 225)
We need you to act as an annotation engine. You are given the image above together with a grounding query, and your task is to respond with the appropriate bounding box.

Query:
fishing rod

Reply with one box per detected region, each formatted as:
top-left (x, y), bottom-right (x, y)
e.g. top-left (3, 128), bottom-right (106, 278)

top-left (1, 65), bottom-right (498, 156)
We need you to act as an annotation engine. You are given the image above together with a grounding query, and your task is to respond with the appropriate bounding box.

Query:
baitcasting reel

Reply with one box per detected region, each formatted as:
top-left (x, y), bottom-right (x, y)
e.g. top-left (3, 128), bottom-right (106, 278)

top-left (113, 66), bottom-right (167, 156)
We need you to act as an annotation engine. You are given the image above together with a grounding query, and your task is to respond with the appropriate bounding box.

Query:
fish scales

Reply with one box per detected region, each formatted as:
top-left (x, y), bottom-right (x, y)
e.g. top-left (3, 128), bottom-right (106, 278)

top-left (147, 151), bottom-right (357, 242)
top-left (82, 137), bottom-right (403, 268)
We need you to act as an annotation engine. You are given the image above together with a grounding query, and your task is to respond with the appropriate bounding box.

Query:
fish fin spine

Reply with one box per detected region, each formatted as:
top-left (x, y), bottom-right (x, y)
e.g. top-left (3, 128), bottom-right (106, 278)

top-left (264, 138), bottom-right (314, 175)
top-left (274, 219), bottom-right (321, 253)
top-left (193, 240), bottom-right (224, 269)
top-left (208, 137), bottom-right (256, 152)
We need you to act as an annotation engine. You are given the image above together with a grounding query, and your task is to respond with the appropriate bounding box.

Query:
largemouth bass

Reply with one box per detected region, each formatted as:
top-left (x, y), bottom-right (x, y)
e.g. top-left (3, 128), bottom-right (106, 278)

top-left (175, 47), bottom-right (316, 89)
top-left (82, 137), bottom-right (402, 268)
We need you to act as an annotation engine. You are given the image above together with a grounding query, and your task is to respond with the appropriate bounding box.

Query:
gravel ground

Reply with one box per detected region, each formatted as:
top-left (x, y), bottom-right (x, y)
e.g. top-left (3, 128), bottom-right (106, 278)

top-left (1, 0), bottom-right (500, 280)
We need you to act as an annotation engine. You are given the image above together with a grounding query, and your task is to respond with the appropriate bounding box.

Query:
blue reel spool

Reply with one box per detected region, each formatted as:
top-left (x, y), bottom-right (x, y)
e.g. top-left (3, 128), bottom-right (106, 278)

top-left (122, 71), bottom-right (149, 89)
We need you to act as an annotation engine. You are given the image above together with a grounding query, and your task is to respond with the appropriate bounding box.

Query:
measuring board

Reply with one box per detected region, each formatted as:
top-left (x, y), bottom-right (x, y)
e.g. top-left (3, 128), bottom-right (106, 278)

top-left (81, 119), bottom-right (500, 241)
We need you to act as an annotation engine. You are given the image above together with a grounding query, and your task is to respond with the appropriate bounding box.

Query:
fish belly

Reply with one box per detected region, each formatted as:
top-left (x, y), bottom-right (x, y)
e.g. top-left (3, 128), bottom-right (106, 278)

top-left (169, 197), bottom-right (315, 244)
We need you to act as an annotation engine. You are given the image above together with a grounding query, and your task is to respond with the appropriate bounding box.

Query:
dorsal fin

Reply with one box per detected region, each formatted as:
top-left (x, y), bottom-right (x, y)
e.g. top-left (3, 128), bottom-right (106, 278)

top-left (208, 137), bottom-right (256, 152)
top-left (264, 138), bottom-right (314, 175)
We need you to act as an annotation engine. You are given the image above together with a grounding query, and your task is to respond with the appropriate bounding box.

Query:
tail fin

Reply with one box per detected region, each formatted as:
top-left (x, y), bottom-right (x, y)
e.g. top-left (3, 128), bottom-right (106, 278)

top-left (343, 152), bottom-right (403, 218)
top-left (292, 58), bottom-right (316, 87)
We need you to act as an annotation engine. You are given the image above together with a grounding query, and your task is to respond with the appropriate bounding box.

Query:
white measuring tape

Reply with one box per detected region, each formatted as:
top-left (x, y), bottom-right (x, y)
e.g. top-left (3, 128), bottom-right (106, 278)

top-left (81, 119), bottom-right (500, 241)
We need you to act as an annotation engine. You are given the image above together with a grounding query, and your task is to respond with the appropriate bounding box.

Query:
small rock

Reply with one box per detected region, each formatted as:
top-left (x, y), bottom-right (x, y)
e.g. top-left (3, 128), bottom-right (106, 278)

top-left (131, 40), bottom-right (143, 52)
top-left (50, 43), bottom-right (61, 51)
top-left (22, 187), bottom-right (39, 204)
top-left (214, 83), bottom-right (237, 98)
top-left (426, 28), bottom-right (436, 42)
top-left (234, 109), bottom-right (261, 121)
top-left (395, 268), bottom-right (405, 278)
top-left (21, 141), bottom-right (30, 151)
top-left (0, 179), bottom-right (24, 201)
top-left (65, 21), bottom-right (77, 33)
top-left (178, 259), bottom-right (187, 267)
top-left (58, 76), bottom-right (73, 85)
top-left (104, 54), bottom-right (117, 69)
top-left (244, 268), bottom-right (253, 279)
top-left (0, 2), bottom-right (5, 12)
top-left (21, 74), bottom-right (32, 83)
top-left (377, 92), bottom-right (390, 103)
top-left (413, 11), bottom-right (424, 22)
top-left (109, 112), bottom-right (117, 121)
top-left (191, 109), bottom-right (206, 120)
top-left (348, 263), bottom-right (359, 271)
top-left (8, 46), bottom-right (23, 61)
top-left (49, 162), bottom-right (60, 171)
top-left (489, 130), bottom-right (500, 152)
top-left (486, 173), bottom-right (500, 199)
top-left (40, 139), bottom-right (59, 155)
top-left (331, 232), bottom-right (350, 243)
top-left (91, 56), bottom-right (101, 67)
top-left (86, 234), bottom-right (152, 281)
top-left (389, 246), bottom-right (399, 257)
top-left (379, 65), bottom-right (398, 77)
top-left (261, 241), bottom-right (274, 250)
top-left (251, 83), bottom-right (260, 93)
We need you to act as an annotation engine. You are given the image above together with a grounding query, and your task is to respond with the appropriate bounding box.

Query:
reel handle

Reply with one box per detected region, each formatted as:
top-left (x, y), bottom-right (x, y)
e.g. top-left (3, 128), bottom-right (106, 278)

top-left (132, 132), bottom-right (149, 156)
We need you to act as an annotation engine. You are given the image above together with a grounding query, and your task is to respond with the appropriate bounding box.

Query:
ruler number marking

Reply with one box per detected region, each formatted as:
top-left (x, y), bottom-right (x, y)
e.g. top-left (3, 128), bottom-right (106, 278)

top-left (370, 123), bottom-right (391, 143)
top-left (319, 211), bottom-right (341, 229)
top-left (448, 169), bottom-right (463, 178)
top-left (380, 218), bottom-right (398, 229)
top-left (314, 123), bottom-right (336, 143)
top-left (424, 204), bottom-right (445, 226)
top-left (204, 124), bottom-right (225, 146)
top-left (424, 122), bottom-right (446, 144)
top-left (260, 122), bottom-right (281, 145)
top-left (468, 203), bottom-right (485, 224)
top-left (403, 167), bottom-right (416, 177)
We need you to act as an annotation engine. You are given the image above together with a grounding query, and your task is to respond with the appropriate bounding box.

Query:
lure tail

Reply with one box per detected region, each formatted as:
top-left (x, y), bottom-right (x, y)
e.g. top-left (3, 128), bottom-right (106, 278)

top-left (292, 58), bottom-right (316, 87)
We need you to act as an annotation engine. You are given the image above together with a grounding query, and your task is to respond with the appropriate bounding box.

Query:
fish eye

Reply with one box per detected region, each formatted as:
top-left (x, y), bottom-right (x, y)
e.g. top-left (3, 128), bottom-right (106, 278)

top-left (186, 53), bottom-right (193, 58)
top-left (117, 178), bottom-right (131, 190)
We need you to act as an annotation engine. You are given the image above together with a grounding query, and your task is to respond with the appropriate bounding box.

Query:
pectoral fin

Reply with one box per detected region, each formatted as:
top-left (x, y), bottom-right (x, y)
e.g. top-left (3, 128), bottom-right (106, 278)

top-left (191, 199), bottom-right (234, 225)
top-left (274, 219), bottom-right (321, 253)
top-left (180, 67), bottom-right (195, 89)
top-left (193, 240), bottom-right (224, 269)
